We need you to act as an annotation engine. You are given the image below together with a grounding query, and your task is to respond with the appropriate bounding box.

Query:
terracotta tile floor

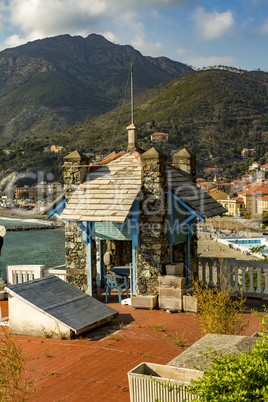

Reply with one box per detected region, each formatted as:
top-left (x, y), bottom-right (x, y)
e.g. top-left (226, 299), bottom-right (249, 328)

top-left (0, 291), bottom-right (263, 401)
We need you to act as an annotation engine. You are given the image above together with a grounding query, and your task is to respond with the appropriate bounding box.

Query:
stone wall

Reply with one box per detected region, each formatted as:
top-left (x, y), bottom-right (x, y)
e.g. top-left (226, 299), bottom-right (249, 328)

top-left (65, 222), bottom-right (88, 292)
top-left (63, 150), bottom-right (97, 293)
top-left (136, 148), bottom-right (171, 295)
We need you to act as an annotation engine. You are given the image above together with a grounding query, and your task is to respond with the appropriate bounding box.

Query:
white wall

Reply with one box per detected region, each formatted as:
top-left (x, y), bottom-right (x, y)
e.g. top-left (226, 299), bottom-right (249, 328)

top-left (8, 294), bottom-right (71, 338)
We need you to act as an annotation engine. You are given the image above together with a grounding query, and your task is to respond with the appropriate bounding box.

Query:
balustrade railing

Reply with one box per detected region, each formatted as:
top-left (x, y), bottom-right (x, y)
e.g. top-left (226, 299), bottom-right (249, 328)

top-left (6, 264), bottom-right (66, 285)
top-left (198, 257), bottom-right (268, 299)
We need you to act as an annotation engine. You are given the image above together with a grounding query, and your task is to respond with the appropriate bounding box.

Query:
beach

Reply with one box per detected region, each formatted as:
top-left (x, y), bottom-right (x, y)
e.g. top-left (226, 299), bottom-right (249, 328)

top-left (0, 206), bottom-right (49, 221)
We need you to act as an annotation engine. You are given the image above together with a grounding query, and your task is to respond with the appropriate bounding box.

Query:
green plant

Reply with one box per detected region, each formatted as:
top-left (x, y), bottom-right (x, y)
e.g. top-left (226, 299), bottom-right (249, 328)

top-left (192, 272), bottom-right (249, 336)
top-left (0, 329), bottom-right (36, 401)
top-left (249, 244), bottom-right (266, 254)
top-left (253, 305), bottom-right (268, 339)
top-left (48, 371), bottom-right (59, 377)
top-left (41, 323), bottom-right (69, 340)
top-left (150, 323), bottom-right (167, 332)
top-left (185, 341), bottom-right (268, 401)
top-left (105, 333), bottom-right (119, 342)
top-left (164, 332), bottom-right (189, 348)
top-left (113, 321), bottom-right (124, 331)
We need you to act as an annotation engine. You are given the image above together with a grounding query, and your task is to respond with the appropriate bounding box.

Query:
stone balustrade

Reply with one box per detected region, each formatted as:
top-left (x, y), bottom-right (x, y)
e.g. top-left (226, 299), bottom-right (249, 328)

top-left (198, 257), bottom-right (268, 299)
top-left (6, 264), bottom-right (66, 286)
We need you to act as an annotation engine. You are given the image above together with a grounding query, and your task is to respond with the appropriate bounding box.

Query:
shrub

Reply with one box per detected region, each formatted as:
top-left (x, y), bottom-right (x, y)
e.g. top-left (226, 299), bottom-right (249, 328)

top-left (192, 279), bottom-right (248, 336)
top-left (185, 339), bottom-right (268, 401)
top-left (0, 329), bottom-right (35, 401)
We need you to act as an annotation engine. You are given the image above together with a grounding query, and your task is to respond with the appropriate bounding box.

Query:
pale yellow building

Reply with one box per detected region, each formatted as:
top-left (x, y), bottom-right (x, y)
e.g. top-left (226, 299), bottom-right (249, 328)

top-left (238, 184), bottom-right (268, 214)
top-left (208, 188), bottom-right (229, 201)
top-left (219, 197), bottom-right (245, 217)
top-left (257, 196), bottom-right (268, 214)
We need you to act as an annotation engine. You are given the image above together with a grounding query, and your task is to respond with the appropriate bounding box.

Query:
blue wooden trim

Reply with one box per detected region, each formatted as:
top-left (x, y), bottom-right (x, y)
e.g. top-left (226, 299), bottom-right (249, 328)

top-left (76, 221), bottom-right (88, 232)
top-left (168, 189), bottom-right (174, 246)
top-left (47, 197), bottom-right (65, 219)
top-left (173, 213), bottom-right (198, 232)
top-left (99, 238), bottom-right (104, 288)
top-left (187, 225), bottom-right (191, 286)
top-left (172, 192), bottom-right (205, 222)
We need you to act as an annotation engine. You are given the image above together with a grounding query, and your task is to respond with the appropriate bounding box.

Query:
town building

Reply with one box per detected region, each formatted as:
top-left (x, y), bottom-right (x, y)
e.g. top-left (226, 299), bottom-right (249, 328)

top-left (249, 162), bottom-right (260, 171)
top-left (50, 145), bottom-right (65, 153)
top-left (150, 132), bottom-right (169, 143)
top-left (238, 183), bottom-right (268, 214)
top-left (219, 197), bottom-right (245, 217)
top-left (257, 195), bottom-right (268, 214)
top-left (207, 189), bottom-right (229, 201)
top-left (241, 148), bottom-right (255, 157)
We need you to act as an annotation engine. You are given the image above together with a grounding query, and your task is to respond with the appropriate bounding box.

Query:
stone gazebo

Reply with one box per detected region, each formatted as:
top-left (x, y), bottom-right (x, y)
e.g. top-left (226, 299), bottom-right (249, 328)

top-left (47, 124), bottom-right (226, 308)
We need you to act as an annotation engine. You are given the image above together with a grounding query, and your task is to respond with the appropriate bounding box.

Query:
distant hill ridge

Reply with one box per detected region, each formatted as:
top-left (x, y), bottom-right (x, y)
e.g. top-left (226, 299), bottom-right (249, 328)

top-left (0, 33), bottom-right (192, 146)
top-left (53, 67), bottom-right (268, 159)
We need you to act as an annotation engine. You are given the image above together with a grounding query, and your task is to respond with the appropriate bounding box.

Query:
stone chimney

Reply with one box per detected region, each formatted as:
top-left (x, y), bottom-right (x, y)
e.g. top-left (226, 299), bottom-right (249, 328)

top-left (62, 150), bottom-right (91, 293)
top-left (136, 147), bottom-right (171, 295)
top-left (172, 148), bottom-right (196, 183)
top-left (126, 123), bottom-right (138, 151)
top-left (63, 150), bottom-right (89, 202)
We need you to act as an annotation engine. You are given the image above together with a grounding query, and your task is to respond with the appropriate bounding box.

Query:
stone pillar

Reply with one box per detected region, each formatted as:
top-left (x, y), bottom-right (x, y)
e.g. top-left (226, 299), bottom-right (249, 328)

top-left (63, 150), bottom-right (89, 201)
top-left (62, 150), bottom-right (92, 292)
top-left (136, 148), bottom-right (171, 295)
top-left (173, 148), bottom-right (198, 277)
top-left (172, 148), bottom-right (196, 183)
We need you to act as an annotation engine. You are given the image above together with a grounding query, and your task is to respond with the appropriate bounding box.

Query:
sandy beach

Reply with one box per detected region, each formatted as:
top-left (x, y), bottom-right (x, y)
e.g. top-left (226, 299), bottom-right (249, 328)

top-left (0, 206), bottom-right (52, 221)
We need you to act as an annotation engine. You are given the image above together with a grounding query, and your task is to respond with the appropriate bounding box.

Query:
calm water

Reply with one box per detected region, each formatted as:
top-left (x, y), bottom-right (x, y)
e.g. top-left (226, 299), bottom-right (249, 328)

top-left (0, 217), bottom-right (65, 278)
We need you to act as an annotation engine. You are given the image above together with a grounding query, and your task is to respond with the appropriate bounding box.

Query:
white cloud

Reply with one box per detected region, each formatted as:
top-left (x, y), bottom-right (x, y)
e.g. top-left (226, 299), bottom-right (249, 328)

top-left (176, 45), bottom-right (193, 57)
top-left (131, 22), bottom-right (163, 56)
top-left (187, 55), bottom-right (236, 69)
top-left (192, 7), bottom-right (234, 40)
top-left (258, 18), bottom-right (268, 34)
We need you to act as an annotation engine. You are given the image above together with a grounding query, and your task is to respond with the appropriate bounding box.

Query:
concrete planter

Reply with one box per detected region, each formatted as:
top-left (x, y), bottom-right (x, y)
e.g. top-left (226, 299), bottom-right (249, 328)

top-left (183, 295), bottom-right (198, 313)
top-left (128, 362), bottom-right (202, 402)
top-left (165, 262), bottom-right (184, 276)
top-left (131, 295), bottom-right (157, 310)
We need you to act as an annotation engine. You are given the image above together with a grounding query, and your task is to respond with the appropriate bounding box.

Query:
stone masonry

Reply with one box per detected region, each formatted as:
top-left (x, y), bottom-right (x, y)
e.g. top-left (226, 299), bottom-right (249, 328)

top-left (136, 148), bottom-right (171, 295)
top-left (63, 150), bottom-right (97, 292)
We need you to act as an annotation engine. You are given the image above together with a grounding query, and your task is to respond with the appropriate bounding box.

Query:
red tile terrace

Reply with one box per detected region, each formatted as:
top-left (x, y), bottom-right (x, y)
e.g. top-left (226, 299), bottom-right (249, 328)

top-left (0, 291), bottom-right (265, 401)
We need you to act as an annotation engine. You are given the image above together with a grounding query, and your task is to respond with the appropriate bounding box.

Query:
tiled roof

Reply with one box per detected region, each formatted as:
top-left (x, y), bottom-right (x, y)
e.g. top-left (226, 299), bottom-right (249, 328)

top-left (167, 167), bottom-right (227, 218)
top-left (151, 132), bottom-right (168, 136)
top-left (229, 197), bottom-right (244, 202)
top-left (239, 184), bottom-right (268, 196)
top-left (61, 151), bottom-right (226, 222)
top-left (61, 152), bottom-right (142, 223)
top-left (258, 195), bottom-right (268, 201)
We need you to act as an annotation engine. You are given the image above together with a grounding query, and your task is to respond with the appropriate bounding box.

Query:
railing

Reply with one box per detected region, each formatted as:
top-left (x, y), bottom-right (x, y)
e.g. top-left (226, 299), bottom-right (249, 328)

top-left (198, 257), bottom-right (268, 299)
top-left (6, 264), bottom-right (66, 285)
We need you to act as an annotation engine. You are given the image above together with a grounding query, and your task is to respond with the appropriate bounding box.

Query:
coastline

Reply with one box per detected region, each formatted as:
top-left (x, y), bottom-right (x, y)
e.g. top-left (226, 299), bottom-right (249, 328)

top-left (0, 206), bottom-right (52, 221)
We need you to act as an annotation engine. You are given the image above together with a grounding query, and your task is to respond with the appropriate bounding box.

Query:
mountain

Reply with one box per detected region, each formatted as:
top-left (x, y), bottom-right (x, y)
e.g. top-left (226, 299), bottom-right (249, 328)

top-left (45, 67), bottom-right (268, 158)
top-left (1, 67), bottom-right (268, 185)
top-left (0, 33), bottom-right (192, 146)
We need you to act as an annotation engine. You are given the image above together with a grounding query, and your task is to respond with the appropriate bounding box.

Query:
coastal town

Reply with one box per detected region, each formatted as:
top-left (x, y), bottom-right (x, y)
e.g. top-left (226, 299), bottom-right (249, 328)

top-left (1, 2), bottom-right (268, 399)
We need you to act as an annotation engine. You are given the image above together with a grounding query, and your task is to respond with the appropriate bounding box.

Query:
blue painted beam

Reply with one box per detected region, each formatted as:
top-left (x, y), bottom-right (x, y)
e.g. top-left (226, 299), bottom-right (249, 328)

top-left (47, 197), bottom-right (66, 219)
top-left (172, 192), bottom-right (205, 222)
top-left (168, 189), bottom-right (174, 252)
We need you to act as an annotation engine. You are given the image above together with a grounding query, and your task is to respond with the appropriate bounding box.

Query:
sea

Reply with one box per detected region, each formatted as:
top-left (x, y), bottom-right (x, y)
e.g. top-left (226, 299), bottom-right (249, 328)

top-left (0, 217), bottom-right (65, 278)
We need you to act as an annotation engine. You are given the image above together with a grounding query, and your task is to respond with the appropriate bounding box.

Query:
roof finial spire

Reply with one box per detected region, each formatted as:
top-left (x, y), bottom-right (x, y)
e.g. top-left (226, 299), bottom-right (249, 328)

top-left (131, 63), bottom-right (134, 124)
top-left (126, 63), bottom-right (138, 151)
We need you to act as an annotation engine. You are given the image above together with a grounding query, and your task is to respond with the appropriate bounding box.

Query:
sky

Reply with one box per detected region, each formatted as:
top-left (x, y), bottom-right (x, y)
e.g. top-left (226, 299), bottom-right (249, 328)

top-left (0, 0), bottom-right (268, 71)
